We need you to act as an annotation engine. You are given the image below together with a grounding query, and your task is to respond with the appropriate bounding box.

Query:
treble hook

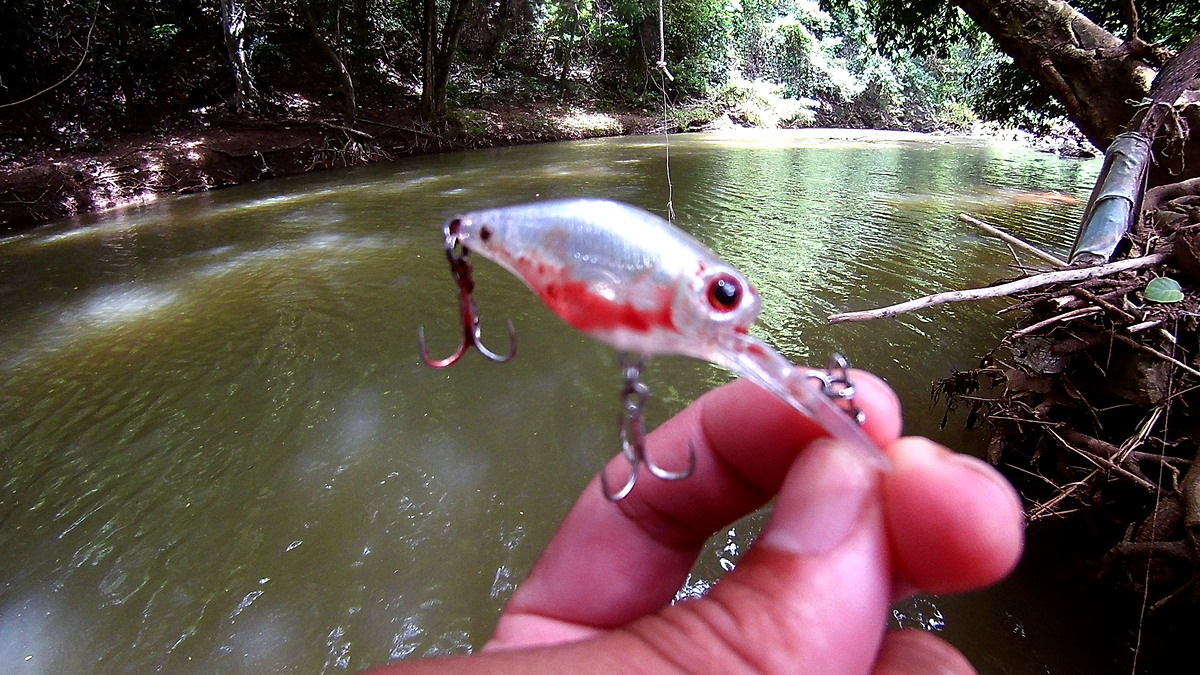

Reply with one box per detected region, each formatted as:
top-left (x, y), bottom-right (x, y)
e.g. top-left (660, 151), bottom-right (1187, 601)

top-left (600, 354), bottom-right (697, 501)
top-left (808, 353), bottom-right (865, 425)
top-left (417, 220), bottom-right (517, 368)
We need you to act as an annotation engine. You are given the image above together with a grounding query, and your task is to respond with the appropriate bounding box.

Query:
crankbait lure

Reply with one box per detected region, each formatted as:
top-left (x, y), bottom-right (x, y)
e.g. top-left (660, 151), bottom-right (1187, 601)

top-left (418, 199), bottom-right (889, 500)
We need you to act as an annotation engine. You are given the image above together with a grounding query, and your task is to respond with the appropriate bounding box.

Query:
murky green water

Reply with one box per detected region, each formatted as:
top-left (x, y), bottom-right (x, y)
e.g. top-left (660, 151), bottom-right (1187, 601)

top-left (1, 130), bottom-right (1117, 672)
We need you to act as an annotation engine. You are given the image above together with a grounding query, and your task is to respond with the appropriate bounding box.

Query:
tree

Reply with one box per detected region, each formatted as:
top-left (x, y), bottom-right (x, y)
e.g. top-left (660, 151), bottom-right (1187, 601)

top-left (547, 0), bottom-right (584, 97)
top-left (858, 0), bottom-right (1199, 185)
top-left (219, 0), bottom-right (259, 111)
top-left (955, 0), bottom-right (1155, 148)
top-left (418, 0), bottom-right (476, 121)
top-left (299, 0), bottom-right (358, 124)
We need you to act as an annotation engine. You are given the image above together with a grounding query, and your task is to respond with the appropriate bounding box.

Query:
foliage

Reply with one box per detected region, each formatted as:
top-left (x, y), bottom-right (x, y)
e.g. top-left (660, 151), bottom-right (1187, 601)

top-left (0, 0), bottom-right (226, 136)
top-left (667, 0), bottom-right (738, 95)
top-left (851, 0), bottom-right (1200, 129)
top-left (2, 0), bottom-right (1194, 144)
top-left (1067, 0), bottom-right (1197, 49)
top-left (857, 0), bottom-right (1198, 57)
top-left (851, 0), bottom-right (967, 58)
top-left (1145, 277), bottom-right (1185, 303)
top-left (971, 60), bottom-right (1065, 132)
top-left (716, 73), bottom-right (818, 126)
top-left (724, 0), bottom-right (985, 131)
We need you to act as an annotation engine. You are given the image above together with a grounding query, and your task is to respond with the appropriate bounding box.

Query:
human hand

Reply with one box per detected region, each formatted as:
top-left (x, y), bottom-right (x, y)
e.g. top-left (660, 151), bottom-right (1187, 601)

top-left (378, 374), bottom-right (1024, 674)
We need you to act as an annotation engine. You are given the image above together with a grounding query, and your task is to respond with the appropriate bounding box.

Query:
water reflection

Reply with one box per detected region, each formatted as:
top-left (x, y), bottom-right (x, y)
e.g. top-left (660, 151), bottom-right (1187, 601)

top-left (0, 131), bottom-right (1111, 672)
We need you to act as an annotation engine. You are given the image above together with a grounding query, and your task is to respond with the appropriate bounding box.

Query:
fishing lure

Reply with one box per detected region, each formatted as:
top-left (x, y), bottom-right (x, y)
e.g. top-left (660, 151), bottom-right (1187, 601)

top-left (418, 199), bottom-right (889, 500)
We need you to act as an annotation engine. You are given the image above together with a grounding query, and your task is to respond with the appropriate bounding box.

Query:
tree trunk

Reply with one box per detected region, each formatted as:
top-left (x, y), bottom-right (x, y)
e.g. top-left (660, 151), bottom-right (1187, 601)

top-left (219, 0), bottom-right (258, 112)
top-left (419, 0), bottom-right (474, 122)
top-left (955, 0), bottom-right (1157, 149)
top-left (557, 2), bottom-right (581, 98)
top-left (300, 0), bottom-right (356, 125)
top-left (482, 0), bottom-right (519, 61)
top-left (420, 0), bottom-right (437, 118)
top-left (1133, 33), bottom-right (1200, 186)
top-left (626, 16), bottom-right (657, 92)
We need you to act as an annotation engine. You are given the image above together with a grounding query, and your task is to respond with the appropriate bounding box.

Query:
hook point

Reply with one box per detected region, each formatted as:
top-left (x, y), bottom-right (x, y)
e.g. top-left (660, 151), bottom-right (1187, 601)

top-left (600, 461), bottom-right (639, 502)
top-left (645, 441), bottom-right (697, 481)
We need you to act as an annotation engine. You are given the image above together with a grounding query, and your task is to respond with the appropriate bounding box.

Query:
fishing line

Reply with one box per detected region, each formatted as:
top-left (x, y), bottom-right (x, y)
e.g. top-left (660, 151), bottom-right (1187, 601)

top-left (654, 0), bottom-right (676, 223)
top-left (1129, 316), bottom-right (1178, 673)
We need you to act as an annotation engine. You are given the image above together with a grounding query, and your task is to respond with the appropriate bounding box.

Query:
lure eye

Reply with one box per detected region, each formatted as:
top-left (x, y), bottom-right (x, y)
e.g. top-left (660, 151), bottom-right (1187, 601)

top-left (706, 274), bottom-right (742, 312)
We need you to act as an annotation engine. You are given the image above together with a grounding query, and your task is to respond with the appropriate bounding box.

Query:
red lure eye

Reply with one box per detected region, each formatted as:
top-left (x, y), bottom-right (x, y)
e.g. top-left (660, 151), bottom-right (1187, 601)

top-left (706, 274), bottom-right (742, 312)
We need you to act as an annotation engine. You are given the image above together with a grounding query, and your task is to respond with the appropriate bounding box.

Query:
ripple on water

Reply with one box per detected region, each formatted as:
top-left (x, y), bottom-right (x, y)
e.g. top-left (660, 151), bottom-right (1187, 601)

top-left (0, 133), bottom-right (1105, 673)
top-left (74, 285), bottom-right (181, 329)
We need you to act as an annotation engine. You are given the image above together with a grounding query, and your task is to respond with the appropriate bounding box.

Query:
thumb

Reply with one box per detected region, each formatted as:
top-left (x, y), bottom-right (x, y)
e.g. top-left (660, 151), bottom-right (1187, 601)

top-left (875, 630), bottom-right (976, 675)
top-left (628, 439), bottom-right (889, 673)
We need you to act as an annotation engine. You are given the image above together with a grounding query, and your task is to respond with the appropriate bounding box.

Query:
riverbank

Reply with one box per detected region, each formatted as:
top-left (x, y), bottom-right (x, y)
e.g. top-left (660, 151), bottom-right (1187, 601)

top-left (1, 101), bottom-right (1097, 234)
top-left (0, 104), bottom-right (659, 233)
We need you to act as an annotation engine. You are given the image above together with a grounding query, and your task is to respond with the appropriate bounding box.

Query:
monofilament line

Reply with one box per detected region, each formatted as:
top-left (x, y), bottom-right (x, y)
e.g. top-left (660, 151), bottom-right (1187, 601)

top-left (656, 0), bottom-right (675, 223)
top-left (1130, 316), bottom-right (1178, 673)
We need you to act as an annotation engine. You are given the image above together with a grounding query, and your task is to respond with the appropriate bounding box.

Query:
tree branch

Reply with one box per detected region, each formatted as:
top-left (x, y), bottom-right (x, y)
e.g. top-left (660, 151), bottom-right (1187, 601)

top-left (0, 3), bottom-right (100, 109)
top-left (959, 213), bottom-right (1068, 268)
top-left (1145, 177), bottom-right (1200, 211)
top-left (1113, 333), bottom-right (1200, 379)
top-left (1124, 0), bottom-right (1140, 41)
top-left (1136, 32), bottom-right (1200, 139)
top-left (827, 253), bottom-right (1168, 324)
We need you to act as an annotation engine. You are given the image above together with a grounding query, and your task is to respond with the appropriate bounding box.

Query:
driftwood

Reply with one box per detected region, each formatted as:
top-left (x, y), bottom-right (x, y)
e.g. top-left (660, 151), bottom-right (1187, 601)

top-left (1071, 286), bottom-right (1137, 321)
top-left (958, 213), bottom-right (1069, 268)
top-left (1010, 306), bottom-right (1102, 338)
top-left (930, 235), bottom-right (1198, 672)
top-left (317, 120), bottom-right (376, 141)
top-left (828, 252), bottom-right (1168, 324)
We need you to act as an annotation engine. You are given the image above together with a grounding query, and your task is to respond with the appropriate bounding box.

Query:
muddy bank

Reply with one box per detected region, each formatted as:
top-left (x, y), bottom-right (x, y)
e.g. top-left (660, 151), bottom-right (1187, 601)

top-left (0, 105), bottom-right (657, 233)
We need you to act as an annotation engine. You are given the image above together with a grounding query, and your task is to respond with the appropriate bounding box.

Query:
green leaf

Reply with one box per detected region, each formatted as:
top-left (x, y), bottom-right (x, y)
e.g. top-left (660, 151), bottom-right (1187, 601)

top-left (1145, 277), bottom-right (1184, 303)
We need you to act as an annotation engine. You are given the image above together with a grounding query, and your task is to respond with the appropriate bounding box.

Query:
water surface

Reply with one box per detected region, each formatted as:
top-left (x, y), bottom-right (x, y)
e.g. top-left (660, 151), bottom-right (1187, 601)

top-left (1, 130), bottom-right (1115, 672)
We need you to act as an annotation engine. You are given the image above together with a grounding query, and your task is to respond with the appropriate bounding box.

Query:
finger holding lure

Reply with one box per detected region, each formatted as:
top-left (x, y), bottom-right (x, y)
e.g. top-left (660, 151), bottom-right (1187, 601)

top-left (418, 198), bottom-right (891, 501)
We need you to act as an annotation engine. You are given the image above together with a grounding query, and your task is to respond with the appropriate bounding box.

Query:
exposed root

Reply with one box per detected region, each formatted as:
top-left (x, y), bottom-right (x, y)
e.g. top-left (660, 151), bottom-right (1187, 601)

top-left (935, 194), bottom-right (1200, 668)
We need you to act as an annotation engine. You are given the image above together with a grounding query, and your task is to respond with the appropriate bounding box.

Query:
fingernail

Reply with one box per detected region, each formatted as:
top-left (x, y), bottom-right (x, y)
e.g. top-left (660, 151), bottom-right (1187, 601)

top-left (760, 439), bottom-right (875, 556)
top-left (944, 451), bottom-right (1026, 518)
top-left (895, 437), bottom-right (1024, 518)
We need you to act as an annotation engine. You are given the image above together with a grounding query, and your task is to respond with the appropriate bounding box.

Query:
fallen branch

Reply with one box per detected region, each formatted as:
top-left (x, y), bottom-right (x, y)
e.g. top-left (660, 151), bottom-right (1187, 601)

top-left (828, 253), bottom-right (1168, 324)
top-left (1183, 447), bottom-right (1200, 535)
top-left (357, 117), bottom-right (439, 138)
top-left (1112, 539), bottom-right (1194, 562)
top-left (0, 4), bottom-right (99, 109)
top-left (1028, 471), bottom-right (1100, 521)
top-left (1071, 286), bottom-right (1137, 322)
top-left (959, 213), bottom-right (1069, 269)
top-left (318, 120), bottom-right (376, 141)
top-left (1113, 333), bottom-right (1200, 379)
top-left (1010, 306), bottom-right (1102, 338)
top-left (1061, 427), bottom-right (1165, 469)
top-left (1051, 428), bottom-right (1159, 492)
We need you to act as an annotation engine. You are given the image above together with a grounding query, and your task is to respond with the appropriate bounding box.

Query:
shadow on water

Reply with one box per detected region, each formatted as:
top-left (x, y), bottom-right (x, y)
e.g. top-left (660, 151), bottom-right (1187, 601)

top-left (0, 130), bottom-right (1119, 672)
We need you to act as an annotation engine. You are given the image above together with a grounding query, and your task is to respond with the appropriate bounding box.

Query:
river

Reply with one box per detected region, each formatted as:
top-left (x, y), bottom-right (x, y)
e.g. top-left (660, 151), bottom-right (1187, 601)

top-left (0, 130), bottom-right (1118, 672)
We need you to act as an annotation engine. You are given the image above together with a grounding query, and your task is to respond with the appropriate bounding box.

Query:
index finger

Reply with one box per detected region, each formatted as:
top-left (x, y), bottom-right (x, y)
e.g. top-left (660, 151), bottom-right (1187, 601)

top-left (488, 373), bottom-right (902, 645)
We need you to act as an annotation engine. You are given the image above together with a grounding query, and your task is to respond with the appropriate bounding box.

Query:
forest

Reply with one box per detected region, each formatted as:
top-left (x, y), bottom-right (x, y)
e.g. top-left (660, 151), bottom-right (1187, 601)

top-left (0, 0), bottom-right (1074, 143)
top-left (0, 0), bottom-right (1194, 177)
